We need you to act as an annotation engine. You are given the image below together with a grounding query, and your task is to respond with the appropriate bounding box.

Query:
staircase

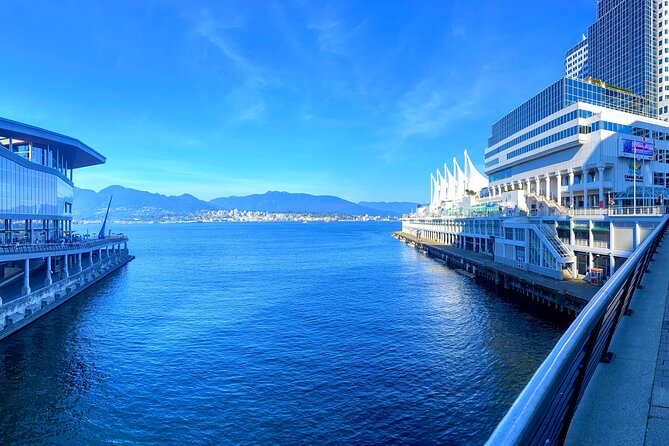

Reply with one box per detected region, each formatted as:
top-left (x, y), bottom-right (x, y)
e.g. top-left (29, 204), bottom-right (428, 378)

top-left (526, 191), bottom-right (568, 216)
top-left (537, 223), bottom-right (575, 261)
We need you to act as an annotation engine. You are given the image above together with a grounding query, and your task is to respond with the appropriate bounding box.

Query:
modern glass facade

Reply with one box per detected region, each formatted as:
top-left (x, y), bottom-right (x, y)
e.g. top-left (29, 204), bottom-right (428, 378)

top-left (587, 0), bottom-right (657, 107)
top-left (0, 154), bottom-right (72, 216)
top-left (565, 38), bottom-right (589, 78)
top-left (486, 109), bottom-right (593, 159)
top-left (488, 77), bottom-right (651, 148)
top-left (0, 117), bottom-right (104, 243)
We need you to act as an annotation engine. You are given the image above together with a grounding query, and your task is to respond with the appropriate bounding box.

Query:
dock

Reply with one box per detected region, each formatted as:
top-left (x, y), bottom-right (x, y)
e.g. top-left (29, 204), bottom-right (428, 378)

top-left (394, 231), bottom-right (597, 315)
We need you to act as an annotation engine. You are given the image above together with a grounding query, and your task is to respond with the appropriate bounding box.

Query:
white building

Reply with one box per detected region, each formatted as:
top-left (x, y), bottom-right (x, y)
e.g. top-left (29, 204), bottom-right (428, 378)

top-left (403, 0), bottom-right (669, 282)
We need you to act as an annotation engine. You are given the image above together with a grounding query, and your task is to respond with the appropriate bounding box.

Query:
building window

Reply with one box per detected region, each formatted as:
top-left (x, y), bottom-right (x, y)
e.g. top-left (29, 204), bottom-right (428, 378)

top-left (655, 172), bottom-right (666, 186)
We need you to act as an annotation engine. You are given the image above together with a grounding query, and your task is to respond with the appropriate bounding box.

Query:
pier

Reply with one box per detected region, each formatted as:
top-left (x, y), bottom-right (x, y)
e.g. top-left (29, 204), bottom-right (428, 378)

top-left (394, 231), bottom-right (597, 315)
top-left (0, 236), bottom-right (134, 342)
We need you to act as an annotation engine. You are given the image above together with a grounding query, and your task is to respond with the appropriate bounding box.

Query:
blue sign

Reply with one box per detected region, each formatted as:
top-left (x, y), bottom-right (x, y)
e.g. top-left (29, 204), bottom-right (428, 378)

top-left (621, 139), bottom-right (654, 160)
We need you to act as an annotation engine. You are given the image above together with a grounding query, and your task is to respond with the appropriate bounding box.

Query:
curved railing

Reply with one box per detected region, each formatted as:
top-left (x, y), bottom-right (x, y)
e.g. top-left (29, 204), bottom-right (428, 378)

top-left (486, 214), bottom-right (669, 446)
top-left (0, 235), bottom-right (128, 255)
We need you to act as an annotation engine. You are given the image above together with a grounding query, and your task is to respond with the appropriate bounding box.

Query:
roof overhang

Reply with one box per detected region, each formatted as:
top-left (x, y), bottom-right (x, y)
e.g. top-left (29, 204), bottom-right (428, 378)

top-left (0, 117), bottom-right (105, 168)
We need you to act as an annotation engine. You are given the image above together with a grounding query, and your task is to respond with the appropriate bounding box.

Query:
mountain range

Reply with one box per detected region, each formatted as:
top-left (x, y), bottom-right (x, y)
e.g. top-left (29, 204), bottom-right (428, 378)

top-left (72, 186), bottom-right (417, 221)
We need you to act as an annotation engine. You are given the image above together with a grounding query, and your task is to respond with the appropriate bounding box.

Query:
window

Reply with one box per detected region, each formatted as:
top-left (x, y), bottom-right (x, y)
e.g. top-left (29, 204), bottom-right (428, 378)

top-left (505, 228), bottom-right (513, 240)
top-left (654, 172), bottom-right (666, 186)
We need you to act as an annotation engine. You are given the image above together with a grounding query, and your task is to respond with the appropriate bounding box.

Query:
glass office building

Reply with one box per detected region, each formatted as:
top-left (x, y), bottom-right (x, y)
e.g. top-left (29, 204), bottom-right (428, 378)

top-left (588, 0), bottom-right (657, 110)
top-left (485, 0), bottom-right (668, 207)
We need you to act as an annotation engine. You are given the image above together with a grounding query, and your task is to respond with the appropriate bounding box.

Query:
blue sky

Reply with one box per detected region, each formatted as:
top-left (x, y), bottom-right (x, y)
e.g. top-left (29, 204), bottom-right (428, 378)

top-left (0, 0), bottom-right (595, 202)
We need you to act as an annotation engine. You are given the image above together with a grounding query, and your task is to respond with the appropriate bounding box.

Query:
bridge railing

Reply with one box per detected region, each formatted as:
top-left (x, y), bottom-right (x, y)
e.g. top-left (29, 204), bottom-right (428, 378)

top-left (486, 214), bottom-right (669, 446)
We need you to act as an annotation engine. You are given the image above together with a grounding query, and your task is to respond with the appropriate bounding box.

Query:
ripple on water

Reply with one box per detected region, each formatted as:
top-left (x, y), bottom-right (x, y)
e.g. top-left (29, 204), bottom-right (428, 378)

top-left (0, 222), bottom-right (564, 445)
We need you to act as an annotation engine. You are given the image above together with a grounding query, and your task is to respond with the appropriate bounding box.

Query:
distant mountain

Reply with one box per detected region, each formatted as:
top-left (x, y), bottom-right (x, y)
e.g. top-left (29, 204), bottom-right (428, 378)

top-left (73, 185), bottom-right (216, 221)
top-left (358, 201), bottom-right (418, 215)
top-left (73, 187), bottom-right (404, 221)
top-left (209, 191), bottom-right (400, 216)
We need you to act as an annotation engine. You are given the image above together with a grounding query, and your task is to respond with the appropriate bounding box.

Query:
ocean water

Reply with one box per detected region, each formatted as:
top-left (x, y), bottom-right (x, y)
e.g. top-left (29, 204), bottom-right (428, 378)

top-left (0, 222), bottom-right (563, 445)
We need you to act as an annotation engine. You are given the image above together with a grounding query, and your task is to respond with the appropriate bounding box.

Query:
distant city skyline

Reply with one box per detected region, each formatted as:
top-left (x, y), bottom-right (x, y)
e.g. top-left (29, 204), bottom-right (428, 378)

top-left (1, 0), bottom-right (595, 202)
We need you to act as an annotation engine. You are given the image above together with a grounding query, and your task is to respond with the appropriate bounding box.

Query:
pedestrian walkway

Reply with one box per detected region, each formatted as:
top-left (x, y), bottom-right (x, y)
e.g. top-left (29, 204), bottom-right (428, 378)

top-left (565, 235), bottom-right (669, 445)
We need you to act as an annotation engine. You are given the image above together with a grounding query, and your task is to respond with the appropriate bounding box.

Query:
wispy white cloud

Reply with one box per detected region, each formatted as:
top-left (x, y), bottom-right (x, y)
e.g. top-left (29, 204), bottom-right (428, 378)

top-left (307, 21), bottom-right (348, 56)
top-left (236, 100), bottom-right (266, 122)
top-left (306, 8), bottom-right (366, 57)
top-left (370, 71), bottom-right (489, 164)
top-left (192, 12), bottom-right (272, 122)
top-left (196, 17), bottom-right (269, 86)
top-left (395, 73), bottom-right (485, 140)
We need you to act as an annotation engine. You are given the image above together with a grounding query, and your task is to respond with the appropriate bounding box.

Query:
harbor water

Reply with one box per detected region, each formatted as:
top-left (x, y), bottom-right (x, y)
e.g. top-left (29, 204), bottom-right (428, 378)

top-left (0, 222), bottom-right (563, 445)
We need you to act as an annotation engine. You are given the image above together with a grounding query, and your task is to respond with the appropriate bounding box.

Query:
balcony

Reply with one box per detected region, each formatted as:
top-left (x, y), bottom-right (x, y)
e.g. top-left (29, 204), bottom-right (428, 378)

top-left (0, 235), bottom-right (128, 259)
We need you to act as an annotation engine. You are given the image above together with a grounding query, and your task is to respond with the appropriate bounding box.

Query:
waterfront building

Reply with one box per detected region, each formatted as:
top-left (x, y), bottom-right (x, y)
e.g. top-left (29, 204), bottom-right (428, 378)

top-left (0, 117), bottom-right (133, 340)
top-left (403, 0), bottom-right (669, 282)
top-left (428, 150), bottom-right (489, 212)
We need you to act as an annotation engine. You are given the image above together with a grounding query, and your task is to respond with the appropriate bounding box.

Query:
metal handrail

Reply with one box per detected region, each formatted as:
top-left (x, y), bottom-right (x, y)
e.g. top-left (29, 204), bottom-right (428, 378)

top-left (0, 235), bottom-right (128, 256)
top-left (486, 214), bottom-right (669, 446)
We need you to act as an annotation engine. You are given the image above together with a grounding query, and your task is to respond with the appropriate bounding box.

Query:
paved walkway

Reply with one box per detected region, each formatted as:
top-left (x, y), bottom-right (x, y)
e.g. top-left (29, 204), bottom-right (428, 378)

top-left (565, 235), bottom-right (669, 445)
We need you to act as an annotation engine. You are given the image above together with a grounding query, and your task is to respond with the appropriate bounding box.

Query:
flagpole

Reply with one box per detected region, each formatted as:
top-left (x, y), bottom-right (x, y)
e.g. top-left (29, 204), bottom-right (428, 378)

top-left (633, 142), bottom-right (637, 215)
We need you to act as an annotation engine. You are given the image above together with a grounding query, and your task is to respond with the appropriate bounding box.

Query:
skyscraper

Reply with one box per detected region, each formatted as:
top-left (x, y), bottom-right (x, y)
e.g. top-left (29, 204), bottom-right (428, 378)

top-left (485, 0), bottom-right (669, 212)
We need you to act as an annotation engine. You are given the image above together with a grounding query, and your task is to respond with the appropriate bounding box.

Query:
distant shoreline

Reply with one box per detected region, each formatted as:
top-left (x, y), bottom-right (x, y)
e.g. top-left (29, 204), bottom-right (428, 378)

top-left (74, 218), bottom-right (401, 225)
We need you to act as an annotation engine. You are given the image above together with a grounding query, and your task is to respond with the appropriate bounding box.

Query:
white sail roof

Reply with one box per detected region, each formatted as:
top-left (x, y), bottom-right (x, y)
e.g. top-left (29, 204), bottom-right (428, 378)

top-left (430, 173), bottom-right (440, 207)
top-left (425, 150), bottom-right (489, 213)
top-left (464, 150), bottom-right (488, 193)
top-left (453, 157), bottom-right (466, 197)
top-left (436, 169), bottom-right (446, 204)
top-left (444, 163), bottom-right (456, 200)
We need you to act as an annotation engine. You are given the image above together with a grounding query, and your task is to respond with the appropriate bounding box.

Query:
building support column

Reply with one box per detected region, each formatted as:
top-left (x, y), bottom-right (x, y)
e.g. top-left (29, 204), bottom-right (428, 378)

top-left (45, 256), bottom-right (52, 286)
top-left (545, 176), bottom-right (551, 200)
top-left (535, 177), bottom-right (540, 196)
top-left (63, 254), bottom-right (69, 278)
top-left (556, 172), bottom-right (562, 207)
top-left (77, 252), bottom-right (82, 273)
top-left (22, 259), bottom-right (31, 295)
top-left (598, 166), bottom-right (605, 208)
top-left (583, 168), bottom-right (588, 210)
top-left (568, 170), bottom-right (574, 208)
top-left (570, 219), bottom-right (575, 246)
